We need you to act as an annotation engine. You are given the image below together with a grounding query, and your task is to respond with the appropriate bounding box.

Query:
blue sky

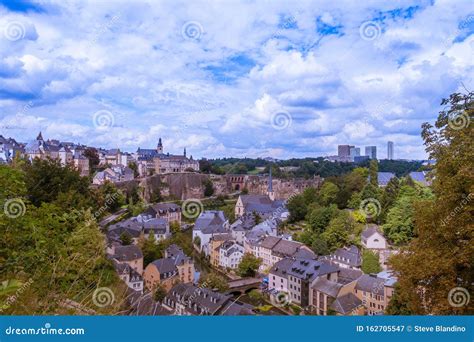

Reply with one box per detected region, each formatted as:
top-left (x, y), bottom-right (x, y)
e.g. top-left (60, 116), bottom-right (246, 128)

top-left (0, 0), bottom-right (473, 159)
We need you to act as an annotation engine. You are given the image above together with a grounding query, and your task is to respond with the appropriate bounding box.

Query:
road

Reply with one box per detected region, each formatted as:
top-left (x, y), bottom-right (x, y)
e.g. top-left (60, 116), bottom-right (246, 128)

top-left (99, 208), bottom-right (128, 227)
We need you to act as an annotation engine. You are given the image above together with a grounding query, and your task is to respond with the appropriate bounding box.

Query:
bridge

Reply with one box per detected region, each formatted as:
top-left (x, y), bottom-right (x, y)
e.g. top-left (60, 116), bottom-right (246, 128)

top-left (226, 277), bottom-right (262, 296)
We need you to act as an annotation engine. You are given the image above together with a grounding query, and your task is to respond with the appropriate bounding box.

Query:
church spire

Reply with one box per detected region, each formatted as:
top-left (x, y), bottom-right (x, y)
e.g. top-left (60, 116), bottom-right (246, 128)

top-left (36, 131), bottom-right (43, 141)
top-left (184, 147), bottom-right (187, 158)
top-left (157, 137), bottom-right (163, 153)
top-left (267, 164), bottom-right (275, 200)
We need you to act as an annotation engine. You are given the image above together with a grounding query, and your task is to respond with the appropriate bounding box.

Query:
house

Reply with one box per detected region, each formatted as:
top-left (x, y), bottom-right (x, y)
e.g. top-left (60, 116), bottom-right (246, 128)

top-left (163, 283), bottom-right (254, 316)
top-left (248, 236), bottom-right (315, 271)
top-left (164, 244), bottom-right (195, 284)
top-left (310, 267), bottom-right (364, 316)
top-left (107, 216), bottom-right (170, 244)
top-left (287, 259), bottom-right (339, 307)
top-left (136, 138), bottom-right (199, 176)
top-left (268, 258), bottom-right (295, 293)
top-left (143, 203), bottom-right (182, 225)
top-left (322, 245), bottom-right (362, 270)
top-left (209, 234), bottom-right (233, 267)
top-left (361, 225), bottom-right (387, 250)
top-left (230, 214), bottom-right (256, 245)
top-left (113, 260), bottom-right (144, 293)
top-left (234, 194), bottom-right (285, 218)
top-left (24, 132), bottom-right (89, 176)
top-left (377, 270), bottom-right (397, 308)
top-left (144, 258), bottom-right (179, 292)
top-left (409, 171), bottom-right (431, 186)
top-left (368, 172), bottom-right (396, 187)
top-left (111, 245), bottom-right (144, 275)
top-left (92, 165), bottom-right (134, 185)
top-left (143, 245), bottom-right (194, 292)
top-left (354, 274), bottom-right (386, 315)
top-left (218, 241), bottom-right (244, 269)
top-left (0, 135), bottom-right (24, 163)
top-left (192, 211), bottom-right (230, 256)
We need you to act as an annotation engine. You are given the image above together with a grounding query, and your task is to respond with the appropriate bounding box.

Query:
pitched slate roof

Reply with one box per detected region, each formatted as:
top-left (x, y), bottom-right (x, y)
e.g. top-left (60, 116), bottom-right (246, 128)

top-left (355, 274), bottom-right (385, 295)
top-left (324, 245), bottom-right (361, 268)
top-left (164, 283), bottom-right (231, 315)
top-left (194, 211), bottom-right (228, 234)
top-left (311, 277), bottom-right (343, 298)
top-left (113, 245), bottom-right (143, 262)
top-left (269, 258), bottom-right (295, 278)
top-left (337, 267), bottom-right (363, 285)
top-left (151, 258), bottom-right (178, 280)
top-left (409, 171), bottom-right (431, 186)
top-left (288, 259), bottom-right (339, 282)
top-left (330, 293), bottom-right (363, 315)
top-left (361, 224), bottom-right (383, 240)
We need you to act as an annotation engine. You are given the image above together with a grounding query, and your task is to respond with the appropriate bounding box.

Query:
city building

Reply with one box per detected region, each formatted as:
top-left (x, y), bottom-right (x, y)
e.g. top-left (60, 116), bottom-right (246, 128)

top-left (136, 138), bottom-right (199, 177)
top-left (354, 274), bottom-right (387, 315)
top-left (349, 147), bottom-right (360, 161)
top-left (321, 245), bottom-right (362, 270)
top-left (218, 240), bottom-right (244, 269)
top-left (387, 141), bottom-right (394, 160)
top-left (143, 203), bottom-right (182, 225)
top-left (337, 145), bottom-right (354, 162)
top-left (111, 245), bottom-right (144, 275)
top-left (361, 225), bottom-right (387, 250)
top-left (365, 146), bottom-right (377, 160)
top-left (192, 211), bottom-right (230, 255)
top-left (92, 165), bottom-right (134, 185)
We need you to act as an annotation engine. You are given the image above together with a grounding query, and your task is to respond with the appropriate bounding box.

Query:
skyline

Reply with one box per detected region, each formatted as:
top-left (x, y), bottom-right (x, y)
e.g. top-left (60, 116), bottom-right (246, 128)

top-left (0, 0), bottom-right (473, 159)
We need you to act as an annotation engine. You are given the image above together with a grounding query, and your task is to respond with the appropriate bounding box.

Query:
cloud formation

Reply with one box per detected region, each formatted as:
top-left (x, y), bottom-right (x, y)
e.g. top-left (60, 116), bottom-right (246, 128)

top-left (0, 0), bottom-right (473, 160)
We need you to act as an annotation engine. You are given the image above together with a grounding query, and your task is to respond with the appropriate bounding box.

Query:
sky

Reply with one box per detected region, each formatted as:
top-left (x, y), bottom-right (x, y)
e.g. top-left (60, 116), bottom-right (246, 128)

top-left (0, 0), bottom-right (473, 160)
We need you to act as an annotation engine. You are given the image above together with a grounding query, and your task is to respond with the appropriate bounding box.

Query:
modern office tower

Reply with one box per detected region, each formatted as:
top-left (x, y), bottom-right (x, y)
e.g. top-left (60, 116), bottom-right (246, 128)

top-left (338, 145), bottom-right (354, 162)
top-left (387, 141), bottom-right (394, 160)
top-left (350, 147), bottom-right (360, 161)
top-left (365, 146), bottom-right (377, 159)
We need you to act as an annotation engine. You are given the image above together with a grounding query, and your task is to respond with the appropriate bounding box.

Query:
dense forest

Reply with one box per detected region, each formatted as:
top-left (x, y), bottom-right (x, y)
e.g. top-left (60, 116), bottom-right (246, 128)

top-left (200, 157), bottom-right (424, 178)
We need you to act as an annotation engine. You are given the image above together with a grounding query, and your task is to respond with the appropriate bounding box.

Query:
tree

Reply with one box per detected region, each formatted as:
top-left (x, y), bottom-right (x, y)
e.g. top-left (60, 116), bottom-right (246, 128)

top-left (198, 273), bottom-right (229, 292)
top-left (306, 204), bottom-right (338, 234)
top-left (321, 210), bottom-right (354, 252)
top-left (361, 250), bottom-right (382, 274)
top-left (128, 161), bottom-right (139, 178)
top-left (23, 157), bottom-right (92, 207)
top-left (318, 181), bottom-right (339, 206)
top-left (311, 237), bottom-right (329, 255)
top-left (83, 147), bottom-right (100, 174)
top-left (380, 176), bottom-right (400, 222)
top-left (386, 284), bottom-right (414, 315)
top-left (120, 232), bottom-right (132, 245)
top-left (287, 194), bottom-right (307, 222)
top-left (203, 178), bottom-right (214, 197)
top-left (368, 159), bottom-right (378, 187)
top-left (391, 91), bottom-right (473, 314)
top-left (141, 232), bottom-right (163, 266)
top-left (237, 253), bottom-right (262, 277)
top-left (153, 284), bottom-right (167, 302)
top-left (248, 289), bottom-right (263, 305)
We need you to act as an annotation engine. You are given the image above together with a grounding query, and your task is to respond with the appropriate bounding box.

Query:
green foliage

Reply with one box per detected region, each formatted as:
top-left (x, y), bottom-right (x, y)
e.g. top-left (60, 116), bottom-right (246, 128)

top-left (203, 178), bottom-right (215, 197)
top-left (23, 157), bottom-right (92, 207)
top-left (153, 284), bottom-right (167, 302)
top-left (311, 237), bottom-right (329, 255)
top-left (248, 289), bottom-right (263, 304)
top-left (361, 249), bottom-right (382, 274)
top-left (237, 253), bottom-right (262, 277)
top-left (120, 232), bottom-right (132, 245)
top-left (127, 162), bottom-right (139, 178)
top-left (391, 91), bottom-right (473, 314)
top-left (83, 147), bottom-right (100, 174)
top-left (385, 284), bottom-right (414, 315)
top-left (368, 159), bottom-right (379, 187)
top-left (321, 210), bottom-right (354, 252)
top-left (318, 182), bottom-right (339, 206)
top-left (287, 194), bottom-right (307, 222)
top-left (306, 204), bottom-right (338, 234)
top-left (199, 273), bottom-right (229, 292)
